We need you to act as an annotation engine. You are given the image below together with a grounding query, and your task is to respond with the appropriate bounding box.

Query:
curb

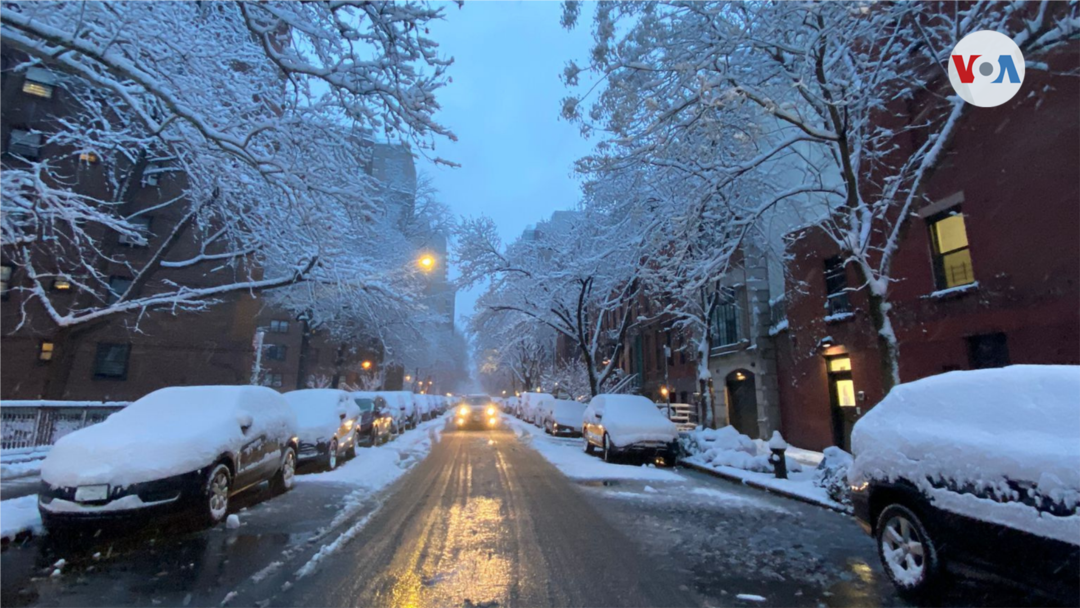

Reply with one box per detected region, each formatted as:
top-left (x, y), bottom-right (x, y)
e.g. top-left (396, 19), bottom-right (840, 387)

top-left (678, 459), bottom-right (853, 515)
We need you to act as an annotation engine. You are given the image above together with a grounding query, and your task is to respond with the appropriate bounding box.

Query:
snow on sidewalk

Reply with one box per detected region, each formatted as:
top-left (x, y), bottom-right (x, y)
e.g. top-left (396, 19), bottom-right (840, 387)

top-left (506, 417), bottom-right (681, 482)
top-left (1, 494), bottom-right (43, 543)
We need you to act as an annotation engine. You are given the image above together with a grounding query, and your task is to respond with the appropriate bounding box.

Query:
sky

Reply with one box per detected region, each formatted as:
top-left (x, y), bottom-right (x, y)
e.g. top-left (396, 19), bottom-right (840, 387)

top-left (416, 1), bottom-right (597, 330)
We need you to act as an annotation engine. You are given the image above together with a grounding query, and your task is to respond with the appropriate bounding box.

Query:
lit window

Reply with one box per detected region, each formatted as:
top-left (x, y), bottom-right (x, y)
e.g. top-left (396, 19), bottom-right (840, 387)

top-left (93, 343), bottom-right (130, 379)
top-left (78, 152), bottom-right (100, 164)
top-left (929, 212), bottom-right (975, 289)
top-left (22, 67), bottom-right (57, 99)
top-left (1, 265), bottom-right (11, 297)
top-left (828, 357), bottom-right (852, 372)
top-left (8, 129), bottom-right (42, 159)
top-left (52, 277), bottom-right (72, 291)
top-left (39, 341), bottom-right (55, 362)
top-left (118, 216), bottom-right (152, 246)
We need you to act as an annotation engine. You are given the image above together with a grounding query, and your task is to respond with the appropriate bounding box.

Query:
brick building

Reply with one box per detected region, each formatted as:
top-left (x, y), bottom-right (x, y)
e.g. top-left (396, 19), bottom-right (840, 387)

top-left (774, 44), bottom-right (1080, 451)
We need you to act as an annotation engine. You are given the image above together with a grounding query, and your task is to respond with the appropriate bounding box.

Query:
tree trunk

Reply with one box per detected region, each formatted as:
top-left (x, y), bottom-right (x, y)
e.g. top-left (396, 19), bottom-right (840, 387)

top-left (867, 292), bottom-right (901, 396)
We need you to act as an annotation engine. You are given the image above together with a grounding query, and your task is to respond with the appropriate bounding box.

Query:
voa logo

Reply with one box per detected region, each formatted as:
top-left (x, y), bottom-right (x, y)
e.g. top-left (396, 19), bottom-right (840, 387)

top-left (948, 30), bottom-right (1025, 108)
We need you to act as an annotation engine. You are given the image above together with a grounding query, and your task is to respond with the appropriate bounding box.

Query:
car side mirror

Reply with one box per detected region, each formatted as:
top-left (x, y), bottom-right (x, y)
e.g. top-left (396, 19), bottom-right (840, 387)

top-left (339, 412), bottom-right (347, 421)
top-left (237, 412), bottom-right (254, 434)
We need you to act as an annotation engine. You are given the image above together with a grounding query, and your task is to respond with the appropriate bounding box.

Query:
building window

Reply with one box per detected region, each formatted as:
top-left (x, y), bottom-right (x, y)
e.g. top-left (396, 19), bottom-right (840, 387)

top-left (823, 256), bottom-right (852, 316)
top-left (8, 129), bottom-right (42, 159)
top-left (117, 216), bottom-right (152, 246)
top-left (1, 265), bottom-right (12, 298)
top-left (22, 67), bottom-right (57, 99)
top-left (967, 333), bottom-right (1009, 369)
top-left (270, 320), bottom-right (289, 333)
top-left (264, 373), bottom-right (284, 388)
top-left (709, 288), bottom-right (742, 349)
top-left (929, 211), bottom-right (975, 289)
top-left (78, 151), bottom-right (100, 164)
top-left (39, 341), bottom-right (54, 362)
top-left (52, 276), bottom-right (72, 291)
top-left (93, 343), bottom-right (130, 379)
top-left (107, 276), bottom-right (132, 304)
top-left (267, 344), bottom-right (287, 361)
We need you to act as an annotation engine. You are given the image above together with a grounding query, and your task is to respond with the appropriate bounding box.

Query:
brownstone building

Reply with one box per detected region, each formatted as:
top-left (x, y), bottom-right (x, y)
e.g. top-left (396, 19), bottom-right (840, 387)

top-left (775, 44), bottom-right (1080, 451)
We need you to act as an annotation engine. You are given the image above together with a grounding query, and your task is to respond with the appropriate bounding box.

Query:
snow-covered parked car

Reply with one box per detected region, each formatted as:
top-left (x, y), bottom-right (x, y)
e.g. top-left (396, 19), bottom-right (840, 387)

top-left (543, 399), bottom-right (585, 437)
top-left (522, 392), bottom-right (554, 425)
top-left (414, 394), bottom-right (433, 421)
top-left (38, 386), bottom-right (298, 530)
top-left (284, 389), bottom-right (362, 470)
top-left (351, 391), bottom-right (403, 438)
top-left (382, 390), bottom-right (418, 430)
top-left (849, 366), bottom-right (1080, 601)
top-left (582, 394), bottom-right (679, 464)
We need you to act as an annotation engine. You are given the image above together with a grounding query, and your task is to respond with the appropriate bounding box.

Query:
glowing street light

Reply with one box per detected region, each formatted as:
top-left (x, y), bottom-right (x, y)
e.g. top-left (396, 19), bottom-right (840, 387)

top-left (417, 254), bottom-right (436, 272)
top-left (660, 386), bottom-right (669, 398)
top-left (361, 360), bottom-right (373, 370)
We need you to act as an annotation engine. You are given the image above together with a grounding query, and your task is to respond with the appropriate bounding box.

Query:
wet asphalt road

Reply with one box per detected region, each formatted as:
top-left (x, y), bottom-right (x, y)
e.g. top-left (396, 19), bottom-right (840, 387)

top-left (1, 421), bottom-right (1060, 608)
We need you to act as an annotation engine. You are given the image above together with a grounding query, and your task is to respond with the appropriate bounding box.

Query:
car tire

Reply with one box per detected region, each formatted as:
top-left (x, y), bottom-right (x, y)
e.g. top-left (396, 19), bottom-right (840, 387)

top-left (583, 435), bottom-right (595, 455)
top-left (602, 433), bottom-right (616, 463)
top-left (269, 447), bottom-right (297, 495)
top-left (876, 503), bottom-right (943, 597)
top-left (325, 439), bottom-right (339, 471)
top-left (204, 463), bottom-right (231, 525)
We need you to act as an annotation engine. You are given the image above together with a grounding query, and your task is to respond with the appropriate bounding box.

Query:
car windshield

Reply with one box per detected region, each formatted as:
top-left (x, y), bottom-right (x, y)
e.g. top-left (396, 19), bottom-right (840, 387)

top-left (10, 4), bottom-right (1077, 606)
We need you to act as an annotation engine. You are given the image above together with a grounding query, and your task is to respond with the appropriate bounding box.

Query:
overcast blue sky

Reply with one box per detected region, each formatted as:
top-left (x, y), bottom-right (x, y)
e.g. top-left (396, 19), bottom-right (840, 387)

top-left (417, 1), bottom-right (596, 329)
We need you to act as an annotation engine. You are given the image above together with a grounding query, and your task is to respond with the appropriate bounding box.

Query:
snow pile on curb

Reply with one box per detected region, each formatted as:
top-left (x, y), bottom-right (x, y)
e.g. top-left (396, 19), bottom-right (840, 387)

top-left (682, 426), bottom-right (804, 474)
top-left (850, 365), bottom-right (1080, 544)
top-left (813, 447), bottom-right (853, 506)
top-left (1, 495), bottom-right (43, 543)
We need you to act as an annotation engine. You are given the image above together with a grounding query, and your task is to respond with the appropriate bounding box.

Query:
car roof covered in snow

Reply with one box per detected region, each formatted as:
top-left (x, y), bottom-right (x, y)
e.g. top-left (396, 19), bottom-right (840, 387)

top-left (284, 389), bottom-right (359, 431)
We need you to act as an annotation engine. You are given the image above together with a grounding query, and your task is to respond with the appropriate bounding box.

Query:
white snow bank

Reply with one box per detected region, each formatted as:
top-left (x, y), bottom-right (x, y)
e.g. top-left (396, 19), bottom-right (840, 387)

top-left (508, 418), bottom-right (680, 482)
top-left (850, 365), bottom-right (1080, 544)
top-left (1, 459), bottom-right (43, 479)
top-left (1, 495), bottom-right (42, 542)
top-left (284, 389), bottom-right (359, 444)
top-left (41, 386), bottom-right (297, 488)
top-left (584, 394), bottom-right (678, 448)
top-left (683, 426), bottom-right (804, 474)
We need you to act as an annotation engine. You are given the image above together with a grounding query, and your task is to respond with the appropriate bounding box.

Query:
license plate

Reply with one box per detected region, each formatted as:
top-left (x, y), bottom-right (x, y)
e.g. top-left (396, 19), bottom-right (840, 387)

top-left (74, 485), bottom-right (109, 502)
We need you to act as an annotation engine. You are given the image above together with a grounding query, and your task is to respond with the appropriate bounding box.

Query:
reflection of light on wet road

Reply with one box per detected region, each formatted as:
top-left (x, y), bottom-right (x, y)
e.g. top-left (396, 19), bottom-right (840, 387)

top-left (850, 559), bottom-right (874, 584)
top-left (385, 437), bottom-right (513, 608)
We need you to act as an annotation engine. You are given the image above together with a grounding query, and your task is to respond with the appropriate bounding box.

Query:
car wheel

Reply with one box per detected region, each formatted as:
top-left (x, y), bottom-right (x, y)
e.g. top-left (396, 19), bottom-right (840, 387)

top-left (583, 434), bottom-right (595, 455)
top-left (350, 431), bottom-right (360, 459)
top-left (205, 464), bottom-right (231, 525)
top-left (602, 433), bottom-right (616, 463)
top-left (270, 447), bottom-right (297, 495)
top-left (326, 439), bottom-right (339, 471)
top-left (876, 503), bottom-right (942, 597)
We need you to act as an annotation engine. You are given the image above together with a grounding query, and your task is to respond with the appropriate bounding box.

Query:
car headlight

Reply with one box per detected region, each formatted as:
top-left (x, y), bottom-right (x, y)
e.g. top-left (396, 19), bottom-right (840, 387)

top-left (486, 406), bottom-right (496, 416)
top-left (459, 406), bottom-right (470, 416)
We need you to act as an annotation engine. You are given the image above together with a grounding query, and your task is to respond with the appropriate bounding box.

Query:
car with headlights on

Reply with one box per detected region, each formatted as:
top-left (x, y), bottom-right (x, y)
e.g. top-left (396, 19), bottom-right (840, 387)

top-left (582, 394), bottom-right (679, 464)
top-left (285, 389), bottom-right (362, 471)
top-left (454, 395), bottom-right (500, 430)
top-left (38, 386), bottom-right (298, 531)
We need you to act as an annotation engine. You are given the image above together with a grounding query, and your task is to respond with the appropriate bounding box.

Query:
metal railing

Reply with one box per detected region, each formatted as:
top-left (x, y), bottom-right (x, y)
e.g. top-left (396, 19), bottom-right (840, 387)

top-left (1, 401), bottom-right (128, 450)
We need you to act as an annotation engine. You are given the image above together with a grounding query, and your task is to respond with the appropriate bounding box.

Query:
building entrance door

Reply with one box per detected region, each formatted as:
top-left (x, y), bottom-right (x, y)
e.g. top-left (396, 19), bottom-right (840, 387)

top-left (827, 355), bottom-right (859, 450)
top-left (725, 370), bottom-right (758, 438)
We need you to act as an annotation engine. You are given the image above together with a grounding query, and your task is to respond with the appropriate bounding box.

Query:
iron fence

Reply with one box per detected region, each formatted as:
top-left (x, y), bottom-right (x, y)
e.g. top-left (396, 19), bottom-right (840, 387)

top-left (1, 401), bottom-right (128, 450)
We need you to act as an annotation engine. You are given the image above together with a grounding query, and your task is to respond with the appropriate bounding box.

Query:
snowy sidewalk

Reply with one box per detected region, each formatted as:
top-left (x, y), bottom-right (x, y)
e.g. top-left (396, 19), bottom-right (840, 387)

top-left (678, 458), bottom-right (851, 514)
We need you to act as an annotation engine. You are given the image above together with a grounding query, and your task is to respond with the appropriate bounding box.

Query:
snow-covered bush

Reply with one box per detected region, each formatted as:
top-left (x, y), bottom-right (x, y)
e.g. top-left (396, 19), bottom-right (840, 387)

top-left (814, 447), bottom-right (854, 506)
top-left (682, 426), bottom-right (804, 474)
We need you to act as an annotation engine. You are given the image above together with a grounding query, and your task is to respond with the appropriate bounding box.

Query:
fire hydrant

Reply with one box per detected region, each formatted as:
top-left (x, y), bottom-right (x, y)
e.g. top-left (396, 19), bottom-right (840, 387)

top-left (768, 430), bottom-right (788, 480)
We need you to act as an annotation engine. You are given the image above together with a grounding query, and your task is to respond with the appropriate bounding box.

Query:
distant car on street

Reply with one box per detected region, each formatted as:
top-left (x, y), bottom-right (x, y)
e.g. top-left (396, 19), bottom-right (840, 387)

top-left (543, 399), bottom-right (586, 437)
top-left (38, 386), bottom-right (298, 530)
top-left (582, 394), bottom-right (679, 464)
top-left (522, 392), bottom-right (554, 426)
top-left (352, 392), bottom-right (404, 438)
top-left (285, 389), bottom-right (361, 471)
top-left (454, 395), bottom-right (500, 430)
top-left (849, 366), bottom-right (1080, 602)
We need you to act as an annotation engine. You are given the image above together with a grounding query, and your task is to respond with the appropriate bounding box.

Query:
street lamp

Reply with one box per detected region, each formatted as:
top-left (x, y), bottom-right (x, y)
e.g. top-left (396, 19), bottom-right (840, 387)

top-left (361, 360), bottom-right (373, 370)
top-left (417, 254), bottom-right (436, 272)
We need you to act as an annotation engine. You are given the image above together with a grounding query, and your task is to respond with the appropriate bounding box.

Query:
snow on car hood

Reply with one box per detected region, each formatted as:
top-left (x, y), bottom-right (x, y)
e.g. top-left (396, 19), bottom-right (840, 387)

top-left (285, 389), bottom-right (359, 444)
top-left (551, 400), bottom-right (586, 427)
top-left (849, 365), bottom-right (1080, 544)
top-left (41, 386), bottom-right (297, 488)
top-left (587, 394), bottom-right (678, 447)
